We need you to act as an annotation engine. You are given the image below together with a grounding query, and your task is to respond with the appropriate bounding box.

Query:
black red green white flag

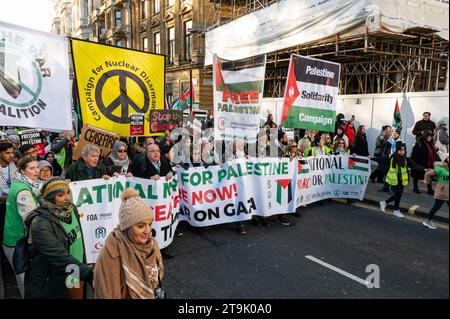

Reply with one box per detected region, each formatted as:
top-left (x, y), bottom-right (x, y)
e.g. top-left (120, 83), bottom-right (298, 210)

top-left (281, 54), bottom-right (341, 132)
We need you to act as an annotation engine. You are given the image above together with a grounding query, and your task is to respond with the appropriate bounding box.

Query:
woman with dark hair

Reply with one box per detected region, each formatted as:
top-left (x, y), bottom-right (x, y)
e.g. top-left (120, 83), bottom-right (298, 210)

top-left (353, 125), bottom-right (369, 157)
top-left (44, 152), bottom-right (63, 177)
top-left (411, 132), bottom-right (437, 194)
top-left (24, 178), bottom-right (93, 299)
top-left (378, 142), bottom-right (424, 218)
top-left (2, 156), bottom-right (40, 297)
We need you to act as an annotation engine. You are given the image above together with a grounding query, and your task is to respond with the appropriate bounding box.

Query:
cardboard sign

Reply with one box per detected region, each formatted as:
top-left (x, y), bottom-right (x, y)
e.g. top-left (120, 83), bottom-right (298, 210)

top-left (19, 129), bottom-right (45, 156)
top-left (130, 113), bottom-right (145, 136)
top-left (72, 125), bottom-right (120, 160)
top-left (149, 110), bottom-right (183, 133)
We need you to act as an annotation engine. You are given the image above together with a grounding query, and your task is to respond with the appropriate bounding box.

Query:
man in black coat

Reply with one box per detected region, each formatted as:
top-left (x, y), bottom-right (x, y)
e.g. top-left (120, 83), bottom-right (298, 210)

top-left (132, 143), bottom-right (174, 181)
top-left (412, 112), bottom-right (436, 141)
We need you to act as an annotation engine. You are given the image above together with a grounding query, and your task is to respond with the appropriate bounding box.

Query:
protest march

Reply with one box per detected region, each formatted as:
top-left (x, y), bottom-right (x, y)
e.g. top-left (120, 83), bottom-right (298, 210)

top-left (0, 1), bottom-right (448, 301)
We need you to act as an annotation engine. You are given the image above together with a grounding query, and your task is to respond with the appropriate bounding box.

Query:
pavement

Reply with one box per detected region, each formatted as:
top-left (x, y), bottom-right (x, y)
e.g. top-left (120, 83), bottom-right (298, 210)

top-left (1, 201), bottom-right (448, 299)
top-left (363, 176), bottom-right (449, 224)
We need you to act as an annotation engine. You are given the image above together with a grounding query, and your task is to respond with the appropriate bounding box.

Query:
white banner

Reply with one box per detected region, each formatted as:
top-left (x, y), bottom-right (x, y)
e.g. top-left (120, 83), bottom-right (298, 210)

top-left (213, 54), bottom-right (266, 143)
top-left (294, 155), bottom-right (371, 206)
top-left (205, 0), bottom-right (449, 65)
top-left (70, 156), bottom-right (370, 263)
top-left (70, 176), bottom-right (179, 264)
top-left (178, 158), bottom-right (298, 227)
top-left (0, 21), bottom-right (72, 131)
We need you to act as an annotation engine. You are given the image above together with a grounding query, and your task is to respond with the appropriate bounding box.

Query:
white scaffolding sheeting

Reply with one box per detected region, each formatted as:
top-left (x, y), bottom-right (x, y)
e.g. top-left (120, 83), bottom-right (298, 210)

top-left (205, 0), bottom-right (449, 65)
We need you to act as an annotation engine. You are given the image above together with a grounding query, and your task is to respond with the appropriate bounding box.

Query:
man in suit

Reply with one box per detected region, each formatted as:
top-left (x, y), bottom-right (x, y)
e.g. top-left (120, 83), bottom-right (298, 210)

top-left (133, 143), bottom-right (174, 181)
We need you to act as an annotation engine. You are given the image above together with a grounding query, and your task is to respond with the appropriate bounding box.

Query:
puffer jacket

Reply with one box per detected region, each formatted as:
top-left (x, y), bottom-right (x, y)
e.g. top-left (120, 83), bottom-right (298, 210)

top-left (24, 206), bottom-right (92, 299)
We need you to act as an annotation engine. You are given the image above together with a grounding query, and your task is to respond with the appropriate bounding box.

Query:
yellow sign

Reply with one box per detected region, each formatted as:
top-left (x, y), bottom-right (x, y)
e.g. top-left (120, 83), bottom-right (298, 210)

top-left (71, 39), bottom-right (165, 136)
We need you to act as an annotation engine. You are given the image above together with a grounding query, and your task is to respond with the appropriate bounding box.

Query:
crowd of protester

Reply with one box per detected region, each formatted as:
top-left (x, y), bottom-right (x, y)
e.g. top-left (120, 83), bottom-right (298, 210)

top-left (0, 110), bottom-right (448, 299)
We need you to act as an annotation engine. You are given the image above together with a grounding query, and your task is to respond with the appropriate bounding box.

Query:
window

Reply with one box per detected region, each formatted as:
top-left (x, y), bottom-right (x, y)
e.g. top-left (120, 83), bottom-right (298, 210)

top-left (82, 0), bottom-right (89, 19)
top-left (141, 0), bottom-right (148, 19)
top-left (142, 37), bottom-right (148, 51)
top-left (115, 10), bottom-right (122, 27)
top-left (167, 0), bottom-right (175, 7)
top-left (168, 27), bottom-right (175, 64)
top-left (154, 32), bottom-right (161, 54)
top-left (116, 39), bottom-right (123, 47)
top-left (153, 0), bottom-right (160, 13)
top-left (184, 20), bottom-right (193, 61)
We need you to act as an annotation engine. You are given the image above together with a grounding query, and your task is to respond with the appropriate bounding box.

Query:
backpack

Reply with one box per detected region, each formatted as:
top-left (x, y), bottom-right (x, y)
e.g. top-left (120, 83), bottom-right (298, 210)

top-left (12, 211), bottom-right (41, 274)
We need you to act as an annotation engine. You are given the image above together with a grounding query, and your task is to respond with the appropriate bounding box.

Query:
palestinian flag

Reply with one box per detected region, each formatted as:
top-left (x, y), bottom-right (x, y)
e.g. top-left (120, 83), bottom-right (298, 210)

top-left (298, 159), bottom-right (310, 174)
top-left (348, 157), bottom-right (369, 172)
top-left (171, 81), bottom-right (196, 110)
top-left (276, 179), bottom-right (293, 205)
top-left (280, 56), bottom-right (300, 126)
top-left (392, 98), bottom-right (401, 128)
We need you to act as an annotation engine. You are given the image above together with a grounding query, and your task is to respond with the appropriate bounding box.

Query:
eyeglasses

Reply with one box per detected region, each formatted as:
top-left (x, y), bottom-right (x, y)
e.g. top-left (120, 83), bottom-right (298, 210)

top-left (118, 149), bottom-right (127, 153)
top-left (338, 142), bottom-right (345, 145)
top-left (40, 167), bottom-right (52, 173)
top-left (25, 149), bottom-right (38, 155)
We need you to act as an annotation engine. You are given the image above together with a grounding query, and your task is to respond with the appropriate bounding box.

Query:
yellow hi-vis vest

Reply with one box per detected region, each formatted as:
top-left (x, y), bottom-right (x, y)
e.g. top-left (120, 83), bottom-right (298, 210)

top-left (386, 157), bottom-right (408, 186)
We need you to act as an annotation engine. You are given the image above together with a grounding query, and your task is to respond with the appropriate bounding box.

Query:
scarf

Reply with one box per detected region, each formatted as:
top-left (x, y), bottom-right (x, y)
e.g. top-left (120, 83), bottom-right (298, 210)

top-left (15, 172), bottom-right (41, 197)
top-left (109, 141), bottom-right (130, 174)
top-left (113, 229), bottom-right (164, 299)
top-left (39, 196), bottom-right (75, 220)
top-left (388, 138), bottom-right (397, 155)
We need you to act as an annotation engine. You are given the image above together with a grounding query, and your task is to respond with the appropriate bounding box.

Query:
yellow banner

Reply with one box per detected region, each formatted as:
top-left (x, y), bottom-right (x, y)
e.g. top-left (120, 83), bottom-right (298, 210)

top-left (71, 39), bottom-right (165, 136)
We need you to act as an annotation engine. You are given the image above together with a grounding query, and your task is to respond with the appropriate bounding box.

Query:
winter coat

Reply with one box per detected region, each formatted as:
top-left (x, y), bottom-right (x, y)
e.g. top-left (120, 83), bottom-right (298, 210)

top-left (132, 155), bottom-right (173, 179)
top-left (64, 159), bottom-right (107, 182)
top-left (425, 165), bottom-right (449, 201)
top-left (375, 136), bottom-right (392, 174)
top-left (102, 157), bottom-right (133, 177)
top-left (24, 206), bottom-right (92, 299)
top-left (93, 229), bottom-right (164, 299)
top-left (411, 138), bottom-right (437, 179)
top-left (353, 133), bottom-right (369, 156)
top-left (412, 119), bottom-right (436, 137)
top-left (343, 122), bottom-right (355, 147)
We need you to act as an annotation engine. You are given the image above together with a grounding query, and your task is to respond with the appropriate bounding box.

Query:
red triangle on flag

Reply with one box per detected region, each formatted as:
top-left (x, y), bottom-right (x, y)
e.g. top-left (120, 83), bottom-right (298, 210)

top-left (297, 161), bottom-right (303, 173)
top-left (276, 179), bottom-right (292, 189)
top-left (215, 60), bottom-right (225, 90)
top-left (280, 57), bottom-right (300, 126)
top-left (348, 157), bottom-right (356, 169)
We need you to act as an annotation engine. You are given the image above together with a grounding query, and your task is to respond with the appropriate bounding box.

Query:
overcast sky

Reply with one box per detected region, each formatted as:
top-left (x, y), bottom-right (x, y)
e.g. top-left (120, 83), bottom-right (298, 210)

top-left (0, 0), bottom-right (54, 32)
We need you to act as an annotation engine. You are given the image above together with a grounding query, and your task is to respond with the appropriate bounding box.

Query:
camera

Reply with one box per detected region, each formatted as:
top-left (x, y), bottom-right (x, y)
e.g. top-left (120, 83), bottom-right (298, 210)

top-left (154, 287), bottom-right (166, 299)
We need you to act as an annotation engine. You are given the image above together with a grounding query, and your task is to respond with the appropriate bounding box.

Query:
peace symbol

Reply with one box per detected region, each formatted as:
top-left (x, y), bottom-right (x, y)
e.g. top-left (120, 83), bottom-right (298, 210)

top-left (95, 69), bottom-right (150, 124)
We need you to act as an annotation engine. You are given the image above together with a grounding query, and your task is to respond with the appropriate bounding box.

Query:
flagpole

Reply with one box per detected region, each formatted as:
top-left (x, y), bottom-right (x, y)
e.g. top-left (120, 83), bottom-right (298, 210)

top-left (189, 67), bottom-right (193, 114)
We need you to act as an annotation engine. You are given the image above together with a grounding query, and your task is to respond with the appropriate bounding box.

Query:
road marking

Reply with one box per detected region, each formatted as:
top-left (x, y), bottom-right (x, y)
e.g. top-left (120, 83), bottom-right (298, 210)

top-left (332, 199), bottom-right (449, 230)
top-left (305, 255), bottom-right (369, 286)
top-left (408, 205), bottom-right (419, 215)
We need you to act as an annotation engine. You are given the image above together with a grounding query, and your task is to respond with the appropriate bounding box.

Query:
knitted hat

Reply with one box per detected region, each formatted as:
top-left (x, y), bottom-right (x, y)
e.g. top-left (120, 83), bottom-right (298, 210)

top-left (119, 188), bottom-right (154, 231)
top-left (41, 177), bottom-right (70, 202)
top-left (396, 141), bottom-right (406, 151)
top-left (38, 160), bottom-right (53, 173)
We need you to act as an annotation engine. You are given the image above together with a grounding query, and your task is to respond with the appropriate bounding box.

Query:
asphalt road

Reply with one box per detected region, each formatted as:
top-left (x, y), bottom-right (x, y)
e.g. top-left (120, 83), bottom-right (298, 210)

top-left (2, 200), bottom-right (448, 299)
top-left (162, 200), bottom-right (449, 299)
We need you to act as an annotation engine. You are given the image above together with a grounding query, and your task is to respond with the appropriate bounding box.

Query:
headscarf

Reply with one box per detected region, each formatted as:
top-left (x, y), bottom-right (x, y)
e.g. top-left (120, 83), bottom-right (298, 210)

top-left (109, 141), bottom-right (130, 174)
top-left (39, 177), bottom-right (74, 220)
top-left (111, 228), bottom-right (164, 299)
top-left (15, 172), bottom-right (41, 197)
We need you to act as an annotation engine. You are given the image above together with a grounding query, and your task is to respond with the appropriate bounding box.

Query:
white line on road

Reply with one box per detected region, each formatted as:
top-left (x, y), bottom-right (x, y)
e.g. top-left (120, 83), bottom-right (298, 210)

top-left (305, 255), bottom-right (369, 286)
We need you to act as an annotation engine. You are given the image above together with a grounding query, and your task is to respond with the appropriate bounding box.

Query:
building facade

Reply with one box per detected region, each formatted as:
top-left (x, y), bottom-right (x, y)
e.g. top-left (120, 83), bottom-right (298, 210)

top-left (130, 0), bottom-right (215, 108)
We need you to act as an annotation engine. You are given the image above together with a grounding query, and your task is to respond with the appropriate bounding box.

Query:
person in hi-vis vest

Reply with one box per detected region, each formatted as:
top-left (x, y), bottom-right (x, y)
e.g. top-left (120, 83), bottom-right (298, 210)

top-left (377, 141), bottom-right (424, 218)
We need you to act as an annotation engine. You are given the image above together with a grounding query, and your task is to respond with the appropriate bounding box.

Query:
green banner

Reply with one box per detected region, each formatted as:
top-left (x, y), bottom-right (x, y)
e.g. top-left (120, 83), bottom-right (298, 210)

top-left (283, 106), bottom-right (335, 132)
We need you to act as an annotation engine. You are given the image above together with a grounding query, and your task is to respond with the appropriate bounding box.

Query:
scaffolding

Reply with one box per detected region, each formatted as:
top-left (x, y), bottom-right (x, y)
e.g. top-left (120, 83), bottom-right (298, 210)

top-left (204, 0), bottom-right (449, 97)
top-left (205, 0), bottom-right (278, 32)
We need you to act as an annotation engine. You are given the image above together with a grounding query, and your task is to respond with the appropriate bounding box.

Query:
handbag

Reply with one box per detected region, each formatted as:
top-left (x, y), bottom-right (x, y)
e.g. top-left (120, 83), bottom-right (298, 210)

top-left (435, 130), bottom-right (448, 153)
top-left (12, 233), bottom-right (32, 274)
